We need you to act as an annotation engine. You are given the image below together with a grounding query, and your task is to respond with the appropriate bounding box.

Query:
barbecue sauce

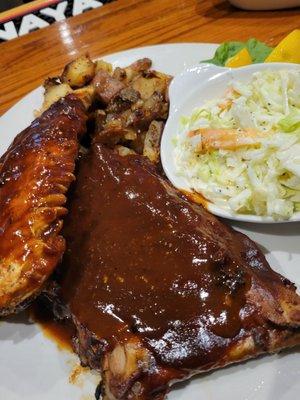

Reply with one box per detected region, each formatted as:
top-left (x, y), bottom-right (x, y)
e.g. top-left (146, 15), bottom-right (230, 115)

top-left (60, 145), bottom-right (258, 370)
top-left (0, 95), bottom-right (87, 314)
top-left (30, 302), bottom-right (74, 352)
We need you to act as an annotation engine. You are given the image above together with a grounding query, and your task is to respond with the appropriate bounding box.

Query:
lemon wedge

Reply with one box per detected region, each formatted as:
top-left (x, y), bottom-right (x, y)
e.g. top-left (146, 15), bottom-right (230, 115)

top-left (265, 29), bottom-right (300, 63)
top-left (225, 47), bottom-right (252, 68)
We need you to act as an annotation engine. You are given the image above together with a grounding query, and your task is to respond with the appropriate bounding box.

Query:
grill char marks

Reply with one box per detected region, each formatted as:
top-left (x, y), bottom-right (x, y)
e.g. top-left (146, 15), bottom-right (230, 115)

top-left (59, 144), bottom-right (300, 400)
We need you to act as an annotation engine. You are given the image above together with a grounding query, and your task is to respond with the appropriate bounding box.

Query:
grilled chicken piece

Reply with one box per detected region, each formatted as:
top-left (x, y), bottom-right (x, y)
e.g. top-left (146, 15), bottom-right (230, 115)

top-left (93, 70), bottom-right (126, 105)
top-left (106, 88), bottom-right (141, 114)
top-left (113, 58), bottom-right (152, 84)
top-left (0, 95), bottom-right (87, 316)
top-left (128, 58), bottom-right (152, 74)
top-left (57, 144), bottom-right (300, 400)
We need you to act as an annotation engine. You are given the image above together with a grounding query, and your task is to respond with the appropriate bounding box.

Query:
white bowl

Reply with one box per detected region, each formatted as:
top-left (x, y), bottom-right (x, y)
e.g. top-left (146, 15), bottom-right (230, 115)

top-left (160, 62), bottom-right (300, 223)
top-left (228, 0), bottom-right (300, 10)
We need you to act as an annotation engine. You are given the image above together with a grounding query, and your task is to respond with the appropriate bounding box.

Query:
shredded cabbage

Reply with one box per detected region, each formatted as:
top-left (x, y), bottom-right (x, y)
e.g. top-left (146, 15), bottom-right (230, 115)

top-left (174, 70), bottom-right (300, 219)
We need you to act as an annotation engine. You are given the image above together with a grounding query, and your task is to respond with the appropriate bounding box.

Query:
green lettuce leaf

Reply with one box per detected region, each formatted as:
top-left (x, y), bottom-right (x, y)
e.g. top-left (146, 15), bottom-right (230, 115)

top-left (246, 38), bottom-right (273, 63)
top-left (203, 38), bottom-right (273, 66)
top-left (202, 41), bottom-right (245, 66)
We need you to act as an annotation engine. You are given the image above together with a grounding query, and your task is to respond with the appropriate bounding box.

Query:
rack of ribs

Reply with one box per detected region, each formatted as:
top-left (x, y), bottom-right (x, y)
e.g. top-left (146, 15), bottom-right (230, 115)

top-left (0, 95), bottom-right (87, 316)
top-left (57, 143), bottom-right (300, 400)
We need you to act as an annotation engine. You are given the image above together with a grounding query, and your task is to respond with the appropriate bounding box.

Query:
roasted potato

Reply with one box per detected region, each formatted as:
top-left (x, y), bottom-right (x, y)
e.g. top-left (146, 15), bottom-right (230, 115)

top-left (44, 76), bottom-right (62, 90)
top-left (123, 58), bottom-right (152, 82)
top-left (129, 92), bottom-right (168, 131)
top-left (115, 145), bottom-right (137, 157)
top-left (124, 129), bottom-right (137, 141)
top-left (41, 83), bottom-right (73, 112)
top-left (95, 115), bottom-right (137, 147)
top-left (129, 58), bottom-right (152, 72)
top-left (40, 54), bottom-right (172, 158)
top-left (132, 73), bottom-right (170, 100)
top-left (131, 132), bottom-right (146, 154)
top-left (73, 85), bottom-right (95, 109)
top-left (143, 121), bottom-right (164, 163)
top-left (113, 59), bottom-right (152, 84)
top-left (95, 59), bottom-right (113, 75)
top-left (62, 55), bottom-right (96, 88)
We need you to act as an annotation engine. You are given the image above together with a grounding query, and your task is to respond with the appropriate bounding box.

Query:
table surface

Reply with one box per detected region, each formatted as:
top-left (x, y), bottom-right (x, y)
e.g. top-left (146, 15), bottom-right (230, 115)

top-left (1, 0), bottom-right (300, 116)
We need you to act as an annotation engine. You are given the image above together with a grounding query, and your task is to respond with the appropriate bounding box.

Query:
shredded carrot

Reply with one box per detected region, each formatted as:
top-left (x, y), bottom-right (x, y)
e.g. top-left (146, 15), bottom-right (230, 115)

top-left (188, 128), bottom-right (265, 151)
top-left (218, 99), bottom-right (233, 111)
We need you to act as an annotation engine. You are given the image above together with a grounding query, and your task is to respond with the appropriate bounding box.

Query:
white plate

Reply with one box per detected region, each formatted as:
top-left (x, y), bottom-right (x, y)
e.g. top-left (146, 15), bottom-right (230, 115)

top-left (161, 62), bottom-right (300, 223)
top-left (228, 0), bottom-right (300, 10)
top-left (0, 43), bottom-right (299, 400)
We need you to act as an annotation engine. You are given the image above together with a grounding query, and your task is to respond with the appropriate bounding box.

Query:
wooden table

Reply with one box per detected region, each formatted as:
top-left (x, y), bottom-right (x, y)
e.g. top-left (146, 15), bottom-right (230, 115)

top-left (1, 0), bottom-right (299, 116)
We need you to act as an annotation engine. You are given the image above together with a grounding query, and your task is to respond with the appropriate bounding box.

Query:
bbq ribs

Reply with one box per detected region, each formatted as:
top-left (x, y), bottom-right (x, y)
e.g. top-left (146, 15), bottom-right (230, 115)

top-left (0, 95), bottom-right (87, 315)
top-left (55, 143), bottom-right (300, 400)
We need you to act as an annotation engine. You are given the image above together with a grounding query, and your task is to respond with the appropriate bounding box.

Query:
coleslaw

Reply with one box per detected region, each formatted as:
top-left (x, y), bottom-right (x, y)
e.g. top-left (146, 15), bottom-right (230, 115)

top-left (173, 69), bottom-right (300, 219)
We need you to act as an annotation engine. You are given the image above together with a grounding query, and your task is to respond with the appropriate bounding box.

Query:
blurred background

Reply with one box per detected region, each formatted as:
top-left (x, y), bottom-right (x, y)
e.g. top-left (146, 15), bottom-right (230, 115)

top-left (0, 1), bottom-right (32, 13)
top-left (0, 0), bottom-right (115, 42)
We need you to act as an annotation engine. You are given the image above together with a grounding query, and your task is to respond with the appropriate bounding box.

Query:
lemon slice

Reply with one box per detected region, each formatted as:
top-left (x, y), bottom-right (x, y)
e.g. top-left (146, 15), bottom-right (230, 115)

top-left (225, 47), bottom-right (252, 68)
top-left (265, 29), bottom-right (300, 63)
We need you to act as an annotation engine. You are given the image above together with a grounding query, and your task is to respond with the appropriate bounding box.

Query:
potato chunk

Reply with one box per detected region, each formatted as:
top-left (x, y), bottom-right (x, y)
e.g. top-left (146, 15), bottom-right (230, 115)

top-left (143, 121), bottom-right (164, 163)
top-left (95, 59), bottom-right (113, 74)
top-left (73, 85), bottom-right (95, 109)
top-left (132, 72), bottom-right (171, 100)
top-left (115, 145), bottom-right (137, 157)
top-left (41, 83), bottom-right (73, 112)
top-left (62, 55), bottom-right (96, 88)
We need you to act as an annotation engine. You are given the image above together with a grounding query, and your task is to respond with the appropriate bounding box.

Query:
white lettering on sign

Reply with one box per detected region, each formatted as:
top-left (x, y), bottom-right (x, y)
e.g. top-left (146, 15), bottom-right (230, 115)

top-left (0, 0), bottom-right (107, 42)
top-left (19, 14), bottom-right (49, 36)
top-left (0, 21), bottom-right (18, 41)
top-left (73, 0), bottom-right (103, 16)
top-left (40, 1), bottom-right (68, 22)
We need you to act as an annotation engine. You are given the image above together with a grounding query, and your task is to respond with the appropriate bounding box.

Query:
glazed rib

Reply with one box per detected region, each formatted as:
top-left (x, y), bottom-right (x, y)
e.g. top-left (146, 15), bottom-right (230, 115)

top-left (0, 95), bottom-right (87, 316)
top-left (59, 144), bottom-right (300, 400)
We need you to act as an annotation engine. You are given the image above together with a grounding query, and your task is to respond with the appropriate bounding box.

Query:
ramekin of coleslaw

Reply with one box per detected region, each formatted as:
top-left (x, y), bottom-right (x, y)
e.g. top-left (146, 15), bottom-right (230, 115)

top-left (161, 63), bottom-right (300, 221)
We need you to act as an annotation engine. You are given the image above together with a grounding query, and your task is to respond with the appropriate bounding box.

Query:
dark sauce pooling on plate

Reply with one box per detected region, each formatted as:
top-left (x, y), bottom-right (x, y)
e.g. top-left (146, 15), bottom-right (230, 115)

top-left (30, 301), bottom-right (74, 352)
top-left (60, 144), bottom-right (256, 369)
